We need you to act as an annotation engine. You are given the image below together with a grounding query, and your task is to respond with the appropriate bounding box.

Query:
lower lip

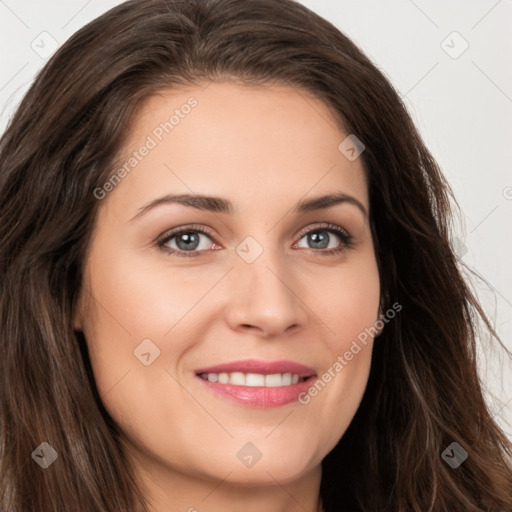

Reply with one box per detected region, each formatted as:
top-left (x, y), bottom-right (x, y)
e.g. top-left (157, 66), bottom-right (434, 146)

top-left (196, 375), bottom-right (317, 408)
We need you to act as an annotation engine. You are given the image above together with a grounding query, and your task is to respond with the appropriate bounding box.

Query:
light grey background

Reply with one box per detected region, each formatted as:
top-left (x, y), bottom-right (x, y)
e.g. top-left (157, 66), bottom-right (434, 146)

top-left (1, 0), bottom-right (511, 437)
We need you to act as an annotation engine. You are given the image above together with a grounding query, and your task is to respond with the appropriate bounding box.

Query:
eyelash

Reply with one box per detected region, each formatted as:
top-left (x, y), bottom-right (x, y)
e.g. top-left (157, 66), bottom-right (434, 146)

top-left (155, 222), bottom-right (354, 258)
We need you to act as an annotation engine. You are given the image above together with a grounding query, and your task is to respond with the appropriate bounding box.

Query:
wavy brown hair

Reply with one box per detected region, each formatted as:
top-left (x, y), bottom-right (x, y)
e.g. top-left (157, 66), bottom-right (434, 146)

top-left (1, 0), bottom-right (511, 510)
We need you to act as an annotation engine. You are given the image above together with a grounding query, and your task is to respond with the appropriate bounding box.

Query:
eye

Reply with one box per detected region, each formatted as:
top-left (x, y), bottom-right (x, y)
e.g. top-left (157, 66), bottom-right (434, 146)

top-left (156, 224), bottom-right (216, 257)
top-left (295, 223), bottom-right (354, 255)
top-left (156, 222), bottom-right (354, 257)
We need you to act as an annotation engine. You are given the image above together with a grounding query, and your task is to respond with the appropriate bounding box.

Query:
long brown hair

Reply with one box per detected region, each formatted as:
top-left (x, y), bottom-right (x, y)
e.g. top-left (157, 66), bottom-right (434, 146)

top-left (1, 1), bottom-right (511, 510)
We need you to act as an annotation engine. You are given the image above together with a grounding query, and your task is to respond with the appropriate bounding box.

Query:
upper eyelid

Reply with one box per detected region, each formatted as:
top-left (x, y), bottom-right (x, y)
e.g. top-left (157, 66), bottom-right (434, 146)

top-left (156, 224), bottom-right (215, 246)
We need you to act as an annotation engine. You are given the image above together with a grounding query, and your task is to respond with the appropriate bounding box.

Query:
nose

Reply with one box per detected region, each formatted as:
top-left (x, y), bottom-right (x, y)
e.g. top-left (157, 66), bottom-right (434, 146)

top-left (224, 246), bottom-right (308, 339)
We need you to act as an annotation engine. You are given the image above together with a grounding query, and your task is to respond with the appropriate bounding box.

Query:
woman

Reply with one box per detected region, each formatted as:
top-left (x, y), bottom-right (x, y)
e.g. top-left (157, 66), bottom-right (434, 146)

top-left (0, 0), bottom-right (511, 511)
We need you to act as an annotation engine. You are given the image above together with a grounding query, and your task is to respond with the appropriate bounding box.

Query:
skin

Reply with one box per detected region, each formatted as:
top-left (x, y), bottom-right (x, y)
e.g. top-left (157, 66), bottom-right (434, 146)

top-left (74, 81), bottom-right (381, 512)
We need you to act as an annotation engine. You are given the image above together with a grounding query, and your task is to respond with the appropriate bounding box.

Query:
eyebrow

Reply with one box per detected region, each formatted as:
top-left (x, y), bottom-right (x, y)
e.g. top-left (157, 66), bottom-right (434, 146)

top-left (130, 191), bottom-right (368, 221)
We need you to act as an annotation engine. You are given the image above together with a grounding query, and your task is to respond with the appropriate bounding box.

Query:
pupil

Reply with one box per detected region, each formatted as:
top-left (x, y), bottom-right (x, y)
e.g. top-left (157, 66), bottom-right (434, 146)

top-left (310, 232), bottom-right (328, 249)
top-left (177, 232), bottom-right (199, 250)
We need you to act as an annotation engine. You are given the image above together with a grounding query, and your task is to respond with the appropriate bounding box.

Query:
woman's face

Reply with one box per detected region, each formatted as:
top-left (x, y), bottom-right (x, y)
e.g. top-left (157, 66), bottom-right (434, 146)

top-left (75, 82), bottom-right (380, 489)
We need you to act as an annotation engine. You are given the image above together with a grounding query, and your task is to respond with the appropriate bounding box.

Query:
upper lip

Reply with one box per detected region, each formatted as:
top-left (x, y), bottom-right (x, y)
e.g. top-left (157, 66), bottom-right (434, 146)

top-left (195, 359), bottom-right (317, 377)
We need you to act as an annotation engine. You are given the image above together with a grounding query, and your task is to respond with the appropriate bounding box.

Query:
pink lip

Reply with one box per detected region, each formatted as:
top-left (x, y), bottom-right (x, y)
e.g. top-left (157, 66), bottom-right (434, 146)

top-left (195, 359), bottom-right (317, 408)
top-left (195, 359), bottom-right (316, 377)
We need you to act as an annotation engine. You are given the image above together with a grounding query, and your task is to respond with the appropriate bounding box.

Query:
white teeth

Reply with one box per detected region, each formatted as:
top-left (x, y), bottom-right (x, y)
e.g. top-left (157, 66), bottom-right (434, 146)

top-left (230, 372), bottom-right (245, 385)
top-left (199, 372), bottom-right (306, 387)
top-left (282, 373), bottom-right (292, 385)
top-left (265, 374), bottom-right (282, 387)
top-left (246, 373), bottom-right (265, 386)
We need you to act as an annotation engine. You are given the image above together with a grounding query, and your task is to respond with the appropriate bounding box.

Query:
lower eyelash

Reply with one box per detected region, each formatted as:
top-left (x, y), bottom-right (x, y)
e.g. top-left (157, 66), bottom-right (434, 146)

top-left (157, 223), bottom-right (354, 257)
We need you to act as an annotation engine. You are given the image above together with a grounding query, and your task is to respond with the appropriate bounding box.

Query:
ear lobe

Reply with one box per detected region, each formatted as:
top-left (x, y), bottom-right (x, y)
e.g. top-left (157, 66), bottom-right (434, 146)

top-left (73, 310), bottom-right (82, 331)
top-left (72, 294), bottom-right (83, 331)
top-left (73, 317), bottom-right (82, 331)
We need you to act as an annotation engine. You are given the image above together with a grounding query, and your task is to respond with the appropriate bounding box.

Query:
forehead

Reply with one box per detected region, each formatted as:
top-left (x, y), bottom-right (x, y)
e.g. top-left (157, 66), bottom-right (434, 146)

top-left (104, 81), bottom-right (368, 219)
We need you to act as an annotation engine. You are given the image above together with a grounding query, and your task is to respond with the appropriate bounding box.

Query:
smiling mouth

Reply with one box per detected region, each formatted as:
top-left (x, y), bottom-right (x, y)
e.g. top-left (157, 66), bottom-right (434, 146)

top-left (193, 359), bottom-right (318, 408)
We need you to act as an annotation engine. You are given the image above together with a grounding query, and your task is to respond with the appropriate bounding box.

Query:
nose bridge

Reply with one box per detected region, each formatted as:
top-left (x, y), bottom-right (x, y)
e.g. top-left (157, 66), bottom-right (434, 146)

top-left (226, 234), bottom-right (306, 336)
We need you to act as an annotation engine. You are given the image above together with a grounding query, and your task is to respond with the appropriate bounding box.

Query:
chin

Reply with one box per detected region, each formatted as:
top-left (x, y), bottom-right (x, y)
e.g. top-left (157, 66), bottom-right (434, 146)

top-left (196, 440), bottom-right (322, 487)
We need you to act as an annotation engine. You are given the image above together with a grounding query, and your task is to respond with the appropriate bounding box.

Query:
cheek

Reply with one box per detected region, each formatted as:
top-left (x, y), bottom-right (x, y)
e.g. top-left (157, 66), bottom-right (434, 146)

top-left (82, 251), bottom-right (208, 353)
top-left (296, 251), bottom-right (380, 445)
top-left (318, 249), bottom-right (380, 349)
top-left (80, 248), bottom-right (235, 411)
